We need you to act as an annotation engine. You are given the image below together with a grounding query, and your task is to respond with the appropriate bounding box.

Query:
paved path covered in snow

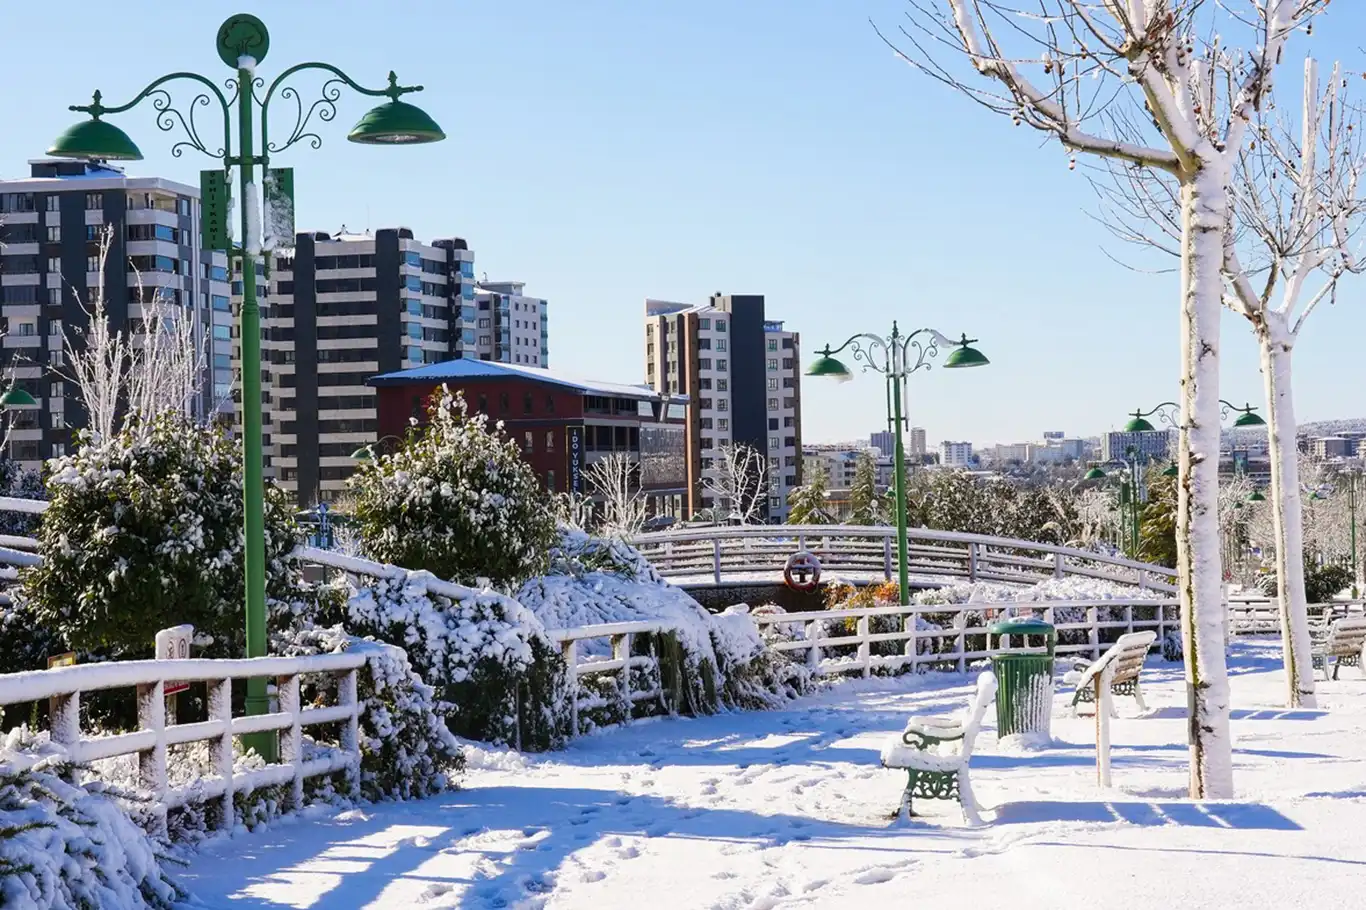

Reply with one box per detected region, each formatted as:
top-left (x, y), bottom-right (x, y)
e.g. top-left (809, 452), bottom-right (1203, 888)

top-left (181, 641), bottom-right (1366, 908)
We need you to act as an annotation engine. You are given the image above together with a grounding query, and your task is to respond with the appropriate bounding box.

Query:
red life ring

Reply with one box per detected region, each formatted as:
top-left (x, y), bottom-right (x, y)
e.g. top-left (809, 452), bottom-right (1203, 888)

top-left (784, 550), bottom-right (822, 591)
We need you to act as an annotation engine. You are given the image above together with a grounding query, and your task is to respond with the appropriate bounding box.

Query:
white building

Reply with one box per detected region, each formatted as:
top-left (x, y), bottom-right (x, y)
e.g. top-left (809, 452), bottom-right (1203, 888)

top-left (0, 159), bottom-right (231, 472)
top-left (909, 426), bottom-right (927, 460)
top-left (644, 294), bottom-right (801, 522)
top-left (473, 280), bottom-right (548, 367)
top-left (940, 440), bottom-right (974, 467)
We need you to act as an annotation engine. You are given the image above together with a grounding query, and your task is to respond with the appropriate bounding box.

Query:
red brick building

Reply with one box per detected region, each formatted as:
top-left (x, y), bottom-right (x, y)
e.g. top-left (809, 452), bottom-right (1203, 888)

top-left (370, 360), bottom-right (690, 520)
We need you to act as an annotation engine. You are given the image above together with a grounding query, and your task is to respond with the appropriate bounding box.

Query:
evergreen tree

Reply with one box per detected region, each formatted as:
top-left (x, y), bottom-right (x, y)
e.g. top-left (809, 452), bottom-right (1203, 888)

top-left (1138, 471), bottom-right (1179, 569)
top-left (847, 451), bottom-right (881, 525)
top-left (787, 464), bottom-right (833, 524)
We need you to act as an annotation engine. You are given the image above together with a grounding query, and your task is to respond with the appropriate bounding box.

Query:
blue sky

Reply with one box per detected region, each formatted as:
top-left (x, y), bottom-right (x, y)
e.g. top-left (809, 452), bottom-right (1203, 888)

top-left (3, 2), bottom-right (1364, 445)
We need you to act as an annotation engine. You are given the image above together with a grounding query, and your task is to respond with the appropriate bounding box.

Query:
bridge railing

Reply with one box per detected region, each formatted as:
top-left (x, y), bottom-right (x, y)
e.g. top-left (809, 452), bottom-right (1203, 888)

top-left (631, 524), bottom-right (1177, 593)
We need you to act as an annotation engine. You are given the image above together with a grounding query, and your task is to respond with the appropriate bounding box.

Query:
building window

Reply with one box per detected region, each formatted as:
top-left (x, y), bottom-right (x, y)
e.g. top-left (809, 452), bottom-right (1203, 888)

top-left (767, 379), bottom-right (779, 391)
top-left (86, 255), bottom-right (100, 272)
top-left (48, 288), bottom-right (61, 306)
top-left (783, 358), bottom-right (794, 369)
top-left (716, 339), bottom-right (728, 352)
top-left (524, 393), bottom-right (533, 415)
top-left (546, 431), bottom-right (555, 451)
top-left (477, 394), bottom-right (488, 413)
top-left (85, 192), bottom-right (102, 210)
top-left (784, 416), bottom-right (795, 428)
top-left (48, 319), bottom-right (62, 337)
top-left (500, 393), bottom-right (509, 413)
top-left (699, 358), bottom-right (712, 370)
top-left (523, 432), bottom-right (533, 453)
top-left (45, 226), bottom-right (60, 242)
top-left (699, 317), bottom-right (710, 329)
top-left (718, 419), bottom-right (729, 431)
top-left (784, 397), bottom-right (796, 408)
top-left (698, 338), bottom-right (710, 350)
top-left (546, 394), bottom-right (555, 414)
top-left (47, 257), bottom-right (60, 273)
top-left (716, 320), bottom-right (727, 332)
top-left (700, 417), bottom-right (713, 429)
top-left (699, 378), bottom-right (711, 390)
top-left (768, 397), bottom-right (779, 410)
top-left (44, 195), bottom-right (59, 213)
top-left (767, 358), bottom-right (778, 371)
top-left (717, 399), bottom-right (728, 412)
top-left (769, 418), bottom-right (779, 430)
top-left (717, 379), bottom-right (728, 392)
top-left (717, 359), bottom-right (727, 371)
top-left (699, 398), bottom-right (712, 409)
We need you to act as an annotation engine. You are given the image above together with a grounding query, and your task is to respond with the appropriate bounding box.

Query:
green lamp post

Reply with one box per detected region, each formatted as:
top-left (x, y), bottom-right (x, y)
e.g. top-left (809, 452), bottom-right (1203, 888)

top-left (807, 326), bottom-right (988, 606)
top-left (48, 13), bottom-right (445, 760)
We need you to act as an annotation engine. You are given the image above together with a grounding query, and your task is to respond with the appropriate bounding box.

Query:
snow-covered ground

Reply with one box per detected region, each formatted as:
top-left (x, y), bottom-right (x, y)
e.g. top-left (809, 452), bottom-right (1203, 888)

top-left (178, 640), bottom-right (1366, 908)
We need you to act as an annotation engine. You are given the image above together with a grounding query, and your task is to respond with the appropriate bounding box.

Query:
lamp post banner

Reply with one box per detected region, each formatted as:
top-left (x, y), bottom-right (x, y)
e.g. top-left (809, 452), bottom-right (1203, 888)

top-left (567, 425), bottom-right (585, 494)
top-left (200, 169), bottom-right (230, 250)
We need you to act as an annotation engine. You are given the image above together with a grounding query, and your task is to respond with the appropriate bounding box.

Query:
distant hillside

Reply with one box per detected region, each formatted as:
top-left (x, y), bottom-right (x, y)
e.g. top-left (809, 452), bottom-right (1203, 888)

top-left (1296, 418), bottom-right (1366, 437)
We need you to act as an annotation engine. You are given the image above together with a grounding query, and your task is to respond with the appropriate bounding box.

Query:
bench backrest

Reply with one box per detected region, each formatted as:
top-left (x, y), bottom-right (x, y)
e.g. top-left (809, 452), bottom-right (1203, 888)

top-left (1326, 618), bottom-right (1366, 657)
top-left (1075, 630), bottom-right (1156, 691)
top-left (961, 671), bottom-right (999, 758)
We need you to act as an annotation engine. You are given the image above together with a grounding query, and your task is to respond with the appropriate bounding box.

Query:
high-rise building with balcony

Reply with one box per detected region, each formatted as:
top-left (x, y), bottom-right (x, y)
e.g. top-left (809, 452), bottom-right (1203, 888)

top-left (471, 281), bottom-right (548, 366)
top-left (643, 293), bottom-right (801, 522)
top-left (0, 160), bottom-right (231, 472)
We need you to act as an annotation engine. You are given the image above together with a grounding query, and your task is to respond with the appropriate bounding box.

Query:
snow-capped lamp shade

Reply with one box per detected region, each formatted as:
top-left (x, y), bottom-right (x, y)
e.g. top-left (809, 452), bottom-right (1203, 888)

top-left (1162, 463), bottom-right (1180, 477)
top-left (806, 353), bottom-right (854, 383)
top-left (350, 445), bottom-right (375, 462)
top-left (0, 387), bottom-right (37, 408)
top-left (942, 336), bottom-right (989, 369)
top-left (1248, 489), bottom-right (1267, 503)
top-left (1084, 466), bottom-right (1107, 480)
top-left (1232, 408), bottom-right (1267, 428)
top-left (47, 117), bottom-right (144, 161)
top-left (347, 99), bottom-right (446, 145)
top-left (1123, 412), bottom-right (1156, 433)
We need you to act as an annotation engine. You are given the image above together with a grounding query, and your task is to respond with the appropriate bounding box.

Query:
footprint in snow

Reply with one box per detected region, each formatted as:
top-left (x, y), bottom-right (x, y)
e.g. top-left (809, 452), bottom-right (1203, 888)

top-left (417, 882), bottom-right (452, 902)
top-left (604, 836), bottom-right (623, 848)
top-left (645, 824), bottom-right (671, 838)
top-left (582, 870), bottom-right (607, 883)
top-left (853, 867), bottom-right (899, 885)
top-left (617, 845), bottom-right (640, 859)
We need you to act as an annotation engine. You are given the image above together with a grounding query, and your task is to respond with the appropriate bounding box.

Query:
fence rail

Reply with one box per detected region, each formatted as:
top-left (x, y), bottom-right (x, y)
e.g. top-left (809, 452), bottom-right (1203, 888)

top-left (630, 525), bottom-right (1178, 594)
top-left (0, 652), bottom-right (365, 835)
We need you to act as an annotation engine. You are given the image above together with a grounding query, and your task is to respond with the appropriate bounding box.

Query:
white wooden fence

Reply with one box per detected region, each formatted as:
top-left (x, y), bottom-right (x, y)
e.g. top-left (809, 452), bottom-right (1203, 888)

top-left (0, 652), bottom-right (364, 835)
top-left (631, 524), bottom-right (1178, 593)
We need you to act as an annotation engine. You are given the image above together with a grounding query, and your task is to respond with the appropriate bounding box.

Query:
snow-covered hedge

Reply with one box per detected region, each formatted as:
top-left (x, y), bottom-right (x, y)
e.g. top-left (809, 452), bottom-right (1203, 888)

top-left (517, 530), bottom-right (812, 719)
top-left (273, 625), bottom-right (465, 800)
top-left (280, 573), bottom-right (570, 751)
top-left (0, 733), bottom-right (183, 909)
top-left (17, 414), bottom-right (298, 659)
top-left (348, 387), bottom-right (558, 588)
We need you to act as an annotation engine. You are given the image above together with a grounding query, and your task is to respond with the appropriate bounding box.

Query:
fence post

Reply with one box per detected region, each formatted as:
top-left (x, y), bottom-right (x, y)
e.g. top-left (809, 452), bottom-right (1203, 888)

top-left (50, 690), bottom-right (80, 767)
top-left (1137, 570), bottom-right (1147, 593)
top-left (1053, 552), bottom-right (1066, 579)
top-left (954, 613), bottom-right (967, 674)
top-left (613, 632), bottom-right (633, 721)
top-left (207, 677), bottom-right (234, 829)
top-left (884, 534), bottom-right (894, 582)
top-left (1125, 604), bottom-right (1135, 635)
top-left (277, 673), bottom-right (304, 811)
top-left (1087, 606), bottom-right (1101, 658)
top-left (136, 679), bottom-right (168, 837)
top-left (561, 639), bottom-right (580, 737)
top-left (805, 621), bottom-right (822, 676)
top-left (713, 539), bottom-right (722, 585)
top-left (339, 667), bottom-right (361, 800)
top-left (904, 606), bottom-right (918, 674)
top-left (856, 615), bottom-right (871, 678)
top-left (968, 542), bottom-right (978, 582)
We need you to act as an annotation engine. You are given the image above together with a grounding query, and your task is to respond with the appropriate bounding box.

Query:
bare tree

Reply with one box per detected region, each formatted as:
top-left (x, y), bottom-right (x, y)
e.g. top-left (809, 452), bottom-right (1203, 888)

top-left (584, 452), bottom-right (647, 538)
top-left (704, 443), bottom-right (768, 524)
top-left (878, 0), bottom-right (1328, 797)
top-left (62, 226), bottom-right (209, 442)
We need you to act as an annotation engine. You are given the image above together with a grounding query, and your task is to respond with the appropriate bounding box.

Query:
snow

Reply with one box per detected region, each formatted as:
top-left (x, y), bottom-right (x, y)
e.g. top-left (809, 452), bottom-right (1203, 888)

top-left (171, 639), bottom-right (1366, 908)
top-left (242, 181), bottom-right (261, 257)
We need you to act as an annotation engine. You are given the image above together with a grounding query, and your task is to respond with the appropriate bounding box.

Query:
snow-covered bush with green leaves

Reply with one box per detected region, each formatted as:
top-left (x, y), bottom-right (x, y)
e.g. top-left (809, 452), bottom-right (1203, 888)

top-left (280, 571), bottom-right (570, 751)
top-left (0, 732), bottom-right (183, 909)
top-left (348, 386), bottom-right (558, 589)
top-left (16, 413), bottom-right (298, 659)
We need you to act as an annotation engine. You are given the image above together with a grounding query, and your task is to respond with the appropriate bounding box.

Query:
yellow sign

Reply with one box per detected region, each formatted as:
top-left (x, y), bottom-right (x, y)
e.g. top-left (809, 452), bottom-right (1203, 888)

top-left (47, 652), bottom-right (76, 669)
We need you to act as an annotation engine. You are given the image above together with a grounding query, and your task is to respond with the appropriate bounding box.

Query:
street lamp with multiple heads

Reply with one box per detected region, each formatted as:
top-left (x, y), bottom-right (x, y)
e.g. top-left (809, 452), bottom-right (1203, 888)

top-left (806, 324), bottom-right (988, 606)
top-left (46, 13), bottom-right (445, 757)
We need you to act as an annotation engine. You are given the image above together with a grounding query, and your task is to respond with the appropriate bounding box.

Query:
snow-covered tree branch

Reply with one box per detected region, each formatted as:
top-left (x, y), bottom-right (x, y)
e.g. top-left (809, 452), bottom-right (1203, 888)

top-left (584, 452), bottom-right (647, 538)
top-left (704, 444), bottom-right (769, 524)
top-left (879, 0), bottom-right (1331, 797)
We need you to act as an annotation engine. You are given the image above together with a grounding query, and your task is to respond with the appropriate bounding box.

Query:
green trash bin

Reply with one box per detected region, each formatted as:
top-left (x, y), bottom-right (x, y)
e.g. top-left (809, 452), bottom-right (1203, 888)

top-left (988, 617), bottom-right (1057, 740)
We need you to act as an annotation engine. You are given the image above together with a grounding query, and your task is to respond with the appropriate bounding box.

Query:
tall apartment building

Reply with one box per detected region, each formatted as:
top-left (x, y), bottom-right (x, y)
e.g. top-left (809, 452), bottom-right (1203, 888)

top-left (909, 426), bottom-right (928, 460)
top-left (643, 293), bottom-right (801, 522)
top-left (261, 227), bottom-right (477, 506)
top-left (869, 430), bottom-right (894, 457)
top-left (471, 281), bottom-right (548, 366)
top-left (940, 441), bottom-right (973, 467)
top-left (1101, 429), bottom-right (1172, 463)
top-left (0, 160), bottom-right (231, 472)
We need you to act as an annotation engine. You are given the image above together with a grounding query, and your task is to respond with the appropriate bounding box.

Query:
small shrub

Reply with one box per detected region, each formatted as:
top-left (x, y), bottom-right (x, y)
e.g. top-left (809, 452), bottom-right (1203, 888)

top-left (348, 387), bottom-right (558, 588)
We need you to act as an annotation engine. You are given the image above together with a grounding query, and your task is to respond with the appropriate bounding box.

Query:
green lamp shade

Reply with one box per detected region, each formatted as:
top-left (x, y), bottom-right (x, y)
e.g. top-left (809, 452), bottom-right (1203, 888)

top-left (806, 355), bottom-right (853, 383)
top-left (47, 118), bottom-right (144, 161)
top-left (350, 446), bottom-right (374, 462)
top-left (1248, 489), bottom-right (1266, 502)
top-left (1162, 463), bottom-right (1179, 477)
top-left (1233, 409), bottom-right (1266, 428)
top-left (1084, 467), bottom-right (1106, 480)
top-left (0, 387), bottom-right (36, 408)
top-left (348, 100), bottom-right (446, 145)
top-left (943, 343), bottom-right (989, 369)
top-left (1123, 415), bottom-right (1156, 433)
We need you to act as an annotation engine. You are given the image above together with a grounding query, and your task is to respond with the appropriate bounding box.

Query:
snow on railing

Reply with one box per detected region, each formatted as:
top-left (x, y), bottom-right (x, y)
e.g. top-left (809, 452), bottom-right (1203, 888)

top-left (631, 524), bottom-right (1178, 593)
top-left (545, 621), bottom-right (671, 736)
top-left (752, 598), bottom-right (1181, 678)
top-left (0, 651), bottom-right (365, 835)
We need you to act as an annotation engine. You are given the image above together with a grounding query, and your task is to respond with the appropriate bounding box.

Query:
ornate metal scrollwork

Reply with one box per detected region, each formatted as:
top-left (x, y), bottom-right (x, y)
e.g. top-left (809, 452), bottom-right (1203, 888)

top-left (148, 89), bottom-right (224, 158)
top-left (268, 77), bottom-right (346, 154)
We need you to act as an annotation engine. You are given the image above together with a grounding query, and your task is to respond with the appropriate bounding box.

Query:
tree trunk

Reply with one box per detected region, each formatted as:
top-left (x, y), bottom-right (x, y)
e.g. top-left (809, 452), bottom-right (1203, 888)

top-left (1177, 175), bottom-right (1235, 799)
top-left (1259, 315), bottom-right (1317, 708)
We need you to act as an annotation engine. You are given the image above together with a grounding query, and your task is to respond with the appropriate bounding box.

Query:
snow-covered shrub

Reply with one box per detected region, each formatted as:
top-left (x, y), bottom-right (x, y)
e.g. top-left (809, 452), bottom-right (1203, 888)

top-left (1161, 629), bottom-right (1183, 662)
top-left (711, 605), bottom-right (813, 707)
top-left (0, 733), bottom-right (183, 909)
top-left (274, 624), bottom-right (466, 799)
top-left (0, 458), bottom-right (44, 537)
top-left (285, 572), bottom-right (570, 751)
top-left (348, 387), bottom-right (558, 588)
top-left (17, 414), bottom-right (299, 659)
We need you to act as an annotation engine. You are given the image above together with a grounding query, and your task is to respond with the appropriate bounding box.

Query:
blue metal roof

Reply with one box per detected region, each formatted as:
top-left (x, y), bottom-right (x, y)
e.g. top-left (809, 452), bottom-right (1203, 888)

top-left (370, 358), bottom-right (687, 403)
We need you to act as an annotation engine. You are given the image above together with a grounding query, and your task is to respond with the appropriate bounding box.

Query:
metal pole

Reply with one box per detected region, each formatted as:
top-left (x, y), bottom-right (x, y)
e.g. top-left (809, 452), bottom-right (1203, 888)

top-left (236, 55), bottom-right (273, 760)
top-left (889, 328), bottom-right (911, 607)
top-left (1351, 473), bottom-right (1359, 590)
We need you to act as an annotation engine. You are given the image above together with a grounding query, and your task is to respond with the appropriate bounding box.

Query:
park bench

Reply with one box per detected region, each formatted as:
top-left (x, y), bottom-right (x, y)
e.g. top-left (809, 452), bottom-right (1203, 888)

top-left (1310, 616), bottom-right (1366, 681)
top-left (880, 671), bottom-right (996, 826)
top-left (1063, 630), bottom-right (1156, 715)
